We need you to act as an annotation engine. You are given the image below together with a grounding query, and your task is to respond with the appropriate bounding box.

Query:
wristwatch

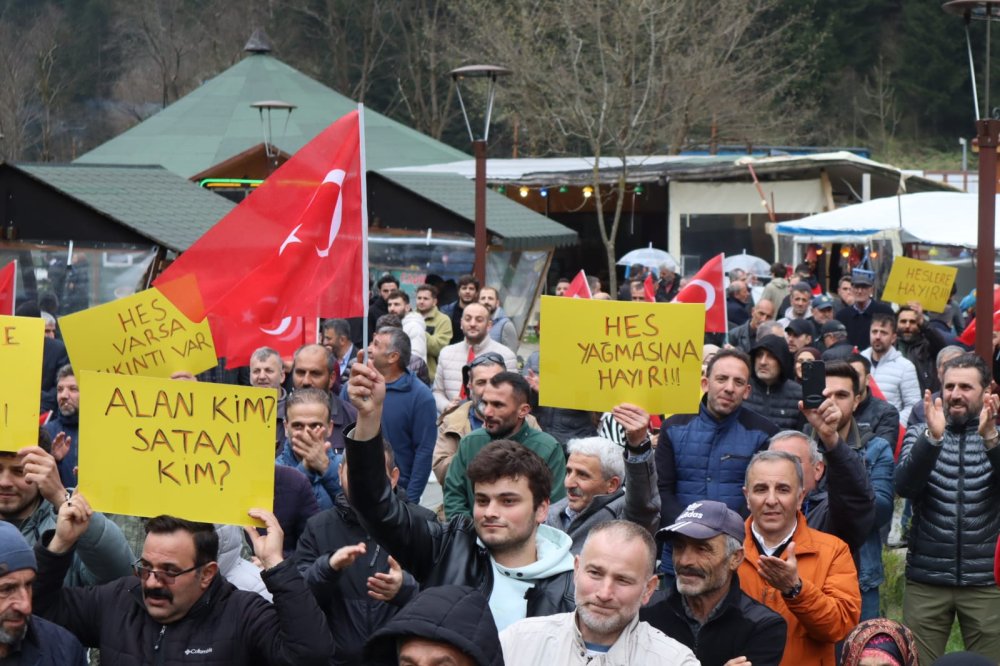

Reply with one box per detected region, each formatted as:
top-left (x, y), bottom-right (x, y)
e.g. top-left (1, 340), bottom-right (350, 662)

top-left (924, 428), bottom-right (943, 446)
top-left (781, 580), bottom-right (803, 600)
top-left (626, 436), bottom-right (652, 457)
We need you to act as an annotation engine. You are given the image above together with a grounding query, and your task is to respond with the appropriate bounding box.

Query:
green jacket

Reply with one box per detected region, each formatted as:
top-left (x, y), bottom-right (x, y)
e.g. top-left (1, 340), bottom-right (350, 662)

top-left (443, 422), bottom-right (566, 519)
top-left (423, 307), bottom-right (453, 380)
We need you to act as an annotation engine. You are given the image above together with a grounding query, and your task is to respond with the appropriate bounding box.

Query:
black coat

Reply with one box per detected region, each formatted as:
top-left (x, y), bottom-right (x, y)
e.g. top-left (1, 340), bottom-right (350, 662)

top-left (745, 335), bottom-right (805, 431)
top-left (365, 585), bottom-right (503, 666)
top-left (641, 574), bottom-right (787, 666)
top-left (835, 300), bottom-right (895, 351)
top-left (896, 423), bottom-right (1000, 586)
top-left (897, 324), bottom-right (947, 394)
top-left (34, 539), bottom-right (333, 665)
top-left (346, 430), bottom-right (575, 616)
top-left (854, 393), bottom-right (901, 446)
top-left (295, 491), bottom-right (435, 665)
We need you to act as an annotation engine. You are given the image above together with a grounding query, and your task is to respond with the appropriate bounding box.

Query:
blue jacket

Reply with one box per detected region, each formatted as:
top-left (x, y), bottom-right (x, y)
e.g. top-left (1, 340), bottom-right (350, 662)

top-left (15, 615), bottom-right (87, 665)
top-left (276, 443), bottom-right (343, 511)
top-left (44, 414), bottom-right (78, 489)
top-left (382, 370), bottom-right (438, 502)
top-left (858, 429), bottom-right (894, 592)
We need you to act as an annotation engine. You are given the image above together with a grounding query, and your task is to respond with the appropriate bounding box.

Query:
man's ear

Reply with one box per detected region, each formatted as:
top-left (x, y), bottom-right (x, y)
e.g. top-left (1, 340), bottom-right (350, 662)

top-left (641, 574), bottom-right (659, 605)
top-left (535, 498), bottom-right (550, 524)
top-left (199, 562), bottom-right (219, 589)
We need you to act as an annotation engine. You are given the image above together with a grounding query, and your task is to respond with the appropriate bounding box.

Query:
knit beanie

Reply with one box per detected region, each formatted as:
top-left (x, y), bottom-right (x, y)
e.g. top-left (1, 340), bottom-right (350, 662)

top-left (0, 522), bottom-right (36, 575)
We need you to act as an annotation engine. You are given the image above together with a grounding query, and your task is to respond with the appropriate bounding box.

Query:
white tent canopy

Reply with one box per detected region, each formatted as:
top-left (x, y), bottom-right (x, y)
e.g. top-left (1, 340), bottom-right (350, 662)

top-left (774, 192), bottom-right (1000, 249)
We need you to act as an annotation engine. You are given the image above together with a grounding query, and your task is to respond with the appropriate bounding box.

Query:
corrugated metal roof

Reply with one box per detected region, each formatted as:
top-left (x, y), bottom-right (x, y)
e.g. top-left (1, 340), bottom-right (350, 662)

top-left (377, 170), bottom-right (578, 250)
top-left (17, 163), bottom-right (235, 252)
top-left (75, 54), bottom-right (468, 177)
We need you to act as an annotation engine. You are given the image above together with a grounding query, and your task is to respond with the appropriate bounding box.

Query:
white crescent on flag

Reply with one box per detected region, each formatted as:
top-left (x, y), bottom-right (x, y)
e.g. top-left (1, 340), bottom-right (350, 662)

top-left (316, 169), bottom-right (346, 257)
top-left (260, 316), bottom-right (294, 336)
top-left (688, 279), bottom-right (716, 311)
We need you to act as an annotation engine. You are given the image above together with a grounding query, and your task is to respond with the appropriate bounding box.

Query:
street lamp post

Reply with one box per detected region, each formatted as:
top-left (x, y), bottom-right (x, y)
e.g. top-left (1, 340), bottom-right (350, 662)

top-left (944, 1), bottom-right (1000, 361)
top-left (450, 64), bottom-right (511, 285)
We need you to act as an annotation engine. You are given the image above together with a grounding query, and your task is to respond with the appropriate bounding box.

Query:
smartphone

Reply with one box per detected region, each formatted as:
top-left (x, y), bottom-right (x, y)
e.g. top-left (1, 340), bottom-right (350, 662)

top-left (801, 360), bottom-right (826, 409)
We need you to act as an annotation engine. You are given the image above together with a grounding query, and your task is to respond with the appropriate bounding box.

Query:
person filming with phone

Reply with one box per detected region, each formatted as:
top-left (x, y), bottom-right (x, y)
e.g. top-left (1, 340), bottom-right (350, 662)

top-left (767, 361), bottom-right (880, 579)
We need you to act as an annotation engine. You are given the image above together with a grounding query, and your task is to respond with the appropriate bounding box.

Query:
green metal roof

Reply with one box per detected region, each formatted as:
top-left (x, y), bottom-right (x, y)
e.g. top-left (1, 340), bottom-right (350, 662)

top-left (18, 163), bottom-right (235, 252)
top-left (75, 53), bottom-right (468, 177)
top-left (377, 170), bottom-right (578, 250)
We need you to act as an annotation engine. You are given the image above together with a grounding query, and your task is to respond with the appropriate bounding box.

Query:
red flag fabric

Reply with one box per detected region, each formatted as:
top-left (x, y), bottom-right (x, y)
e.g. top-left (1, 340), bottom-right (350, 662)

top-left (155, 109), bottom-right (367, 363)
top-left (216, 314), bottom-right (310, 369)
top-left (673, 253), bottom-right (726, 332)
top-left (957, 303), bottom-right (1000, 347)
top-left (564, 270), bottom-right (592, 299)
top-left (643, 273), bottom-right (656, 302)
top-left (0, 261), bottom-right (15, 315)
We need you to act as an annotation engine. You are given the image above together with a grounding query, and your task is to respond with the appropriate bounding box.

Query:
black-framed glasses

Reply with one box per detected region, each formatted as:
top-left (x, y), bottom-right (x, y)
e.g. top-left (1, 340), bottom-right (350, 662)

top-left (469, 352), bottom-right (506, 369)
top-left (133, 559), bottom-right (202, 585)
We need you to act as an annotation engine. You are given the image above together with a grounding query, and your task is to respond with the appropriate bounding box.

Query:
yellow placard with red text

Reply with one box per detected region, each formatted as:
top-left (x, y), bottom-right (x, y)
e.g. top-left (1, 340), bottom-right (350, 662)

top-left (59, 275), bottom-right (217, 379)
top-left (880, 256), bottom-right (957, 313)
top-left (0, 316), bottom-right (43, 451)
top-left (78, 371), bottom-right (276, 526)
top-left (538, 296), bottom-right (703, 414)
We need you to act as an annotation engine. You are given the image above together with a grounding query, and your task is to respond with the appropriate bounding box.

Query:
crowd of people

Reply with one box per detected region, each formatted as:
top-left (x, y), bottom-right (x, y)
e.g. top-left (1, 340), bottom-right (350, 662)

top-left (2, 263), bottom-right (999, 665)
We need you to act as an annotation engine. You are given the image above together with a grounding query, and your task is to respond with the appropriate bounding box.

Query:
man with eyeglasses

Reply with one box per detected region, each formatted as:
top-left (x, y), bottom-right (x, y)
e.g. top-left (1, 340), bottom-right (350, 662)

top-left (33, 496), bottom-right (333, 664)
top-left (0, 522), bottom-right (85, 663)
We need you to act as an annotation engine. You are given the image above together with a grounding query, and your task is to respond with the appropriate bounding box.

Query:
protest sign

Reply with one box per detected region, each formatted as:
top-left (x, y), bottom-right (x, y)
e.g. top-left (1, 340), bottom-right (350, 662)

top-left (59, 275), bottom-right (217, 378)
top-left (539, 296), bottom-right (703, 414)
top-left (880, 256), bottom-right (957, 313)
top-left (0, 316), bottom-right (43, 451)
top-left (78, 371), bottom-right (276, 526)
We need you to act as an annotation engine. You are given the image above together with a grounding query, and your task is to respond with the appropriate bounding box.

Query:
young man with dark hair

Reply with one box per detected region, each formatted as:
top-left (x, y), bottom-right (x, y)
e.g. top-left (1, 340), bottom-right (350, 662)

top-left (33, 502), bottom-right (333, 663)
top-left (415, 284), bottom-right (453, 381)
top-left (345, 361), bottom-right (576, 631)
top-left (444, 372), bottom-right (565, 518)
top-left (442, 274), bottom-right (481, 345)
top-left (368, 275), bottom-right (400, 343)
top-left (862, 313), bottom-right (921, 423)
top-left (386, 290), bottom-right (427, 364)
top-left (42, 364), bottom-right (79, 488)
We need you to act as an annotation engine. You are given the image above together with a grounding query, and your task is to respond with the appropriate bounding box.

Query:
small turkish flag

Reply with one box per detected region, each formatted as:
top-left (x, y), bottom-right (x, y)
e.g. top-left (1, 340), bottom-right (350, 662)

top-left (0, 261), bottom-right (15, 315)
top-left (643, 273), bottom-right (655, 302)
top-left (673, 253), bottom-right (726, 332)
top-left (564, 270), bottom-right (592, 299)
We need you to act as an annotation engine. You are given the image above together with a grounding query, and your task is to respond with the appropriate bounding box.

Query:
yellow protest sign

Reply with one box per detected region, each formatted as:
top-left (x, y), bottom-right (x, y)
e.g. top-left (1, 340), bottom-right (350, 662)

top-left (538, 296), bottom-right (704, 414)
top-left (59, 275), bottom-right (217, 378)
top-left (881, 256), bottom-right (957, 313)
top-left (0, 316), bottom-right (43, 452)
top-left (78, 371), bottom-right (276, 526)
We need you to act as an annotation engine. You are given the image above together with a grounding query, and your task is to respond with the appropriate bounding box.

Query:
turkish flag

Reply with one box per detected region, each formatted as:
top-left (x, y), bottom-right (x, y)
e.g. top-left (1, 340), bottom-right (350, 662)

top-left (213, 314), bottom-right (310, 368)
top-left (0, 261), bottom-right (15, 315)
top-left (564, 270), bottom-right (592, 299)
top-left (673, 253), bottom-right (726, 332)
top-left (643, 273), bottom-right (655, 302)
top-left (155, 108), bottom-right (367, 364)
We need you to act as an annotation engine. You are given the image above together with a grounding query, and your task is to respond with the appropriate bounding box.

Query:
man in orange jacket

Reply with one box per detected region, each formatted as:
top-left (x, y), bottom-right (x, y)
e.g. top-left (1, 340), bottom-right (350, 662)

top-left (738, 449), bottom-right (861, 666)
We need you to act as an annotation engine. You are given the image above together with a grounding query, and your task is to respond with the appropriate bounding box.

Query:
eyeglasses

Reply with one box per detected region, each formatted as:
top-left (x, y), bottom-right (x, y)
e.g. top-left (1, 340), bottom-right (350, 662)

top-left (469, 352), bottom-right (506, 369)
top-left (133, 560), bottom-right (202, 585)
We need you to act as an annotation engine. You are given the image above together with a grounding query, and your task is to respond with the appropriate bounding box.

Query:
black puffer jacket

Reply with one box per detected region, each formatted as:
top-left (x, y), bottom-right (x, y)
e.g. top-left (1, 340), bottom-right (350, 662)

top-left (34, 537), bottom-right (333, 665)
top-left (896, 422), bottom-right (1000, 586)
top-left (347, 429), bottom-right (575, 616)
top-left (295, 490), bottom-right (436, 665)
top-left (854, 393), bottom-right (901, 446)
top-left (365, 585), bottom-right (503, 665)
top-left (745, 335), bottom-right (805, 431)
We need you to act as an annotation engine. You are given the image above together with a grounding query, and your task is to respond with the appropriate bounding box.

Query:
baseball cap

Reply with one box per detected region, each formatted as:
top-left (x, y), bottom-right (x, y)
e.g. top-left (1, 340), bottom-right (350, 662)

top-left (658, 500), bottom-right (745, 542)
top-left (812, 294), bottom-right (834, 310)
top-left (785, 319), bottom-right (814, 337)
top-left (821, 320), bottom-right (847, 335)
top-left (850, 269), bottom-right (874, 287)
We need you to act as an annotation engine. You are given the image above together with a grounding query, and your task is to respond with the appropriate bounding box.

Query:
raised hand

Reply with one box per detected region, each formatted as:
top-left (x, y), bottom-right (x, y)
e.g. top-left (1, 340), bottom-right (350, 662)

top-left (757, 541), bottom-right (801, 596)
top-left (49, 492), bottom-right (93, 554)
top-left (611, 403), bottom-right (650, 447)
top-left (978, 392), bottom-right (1000, 442)
top-left (924, 389), bottom-right (946, 441)
top-left (799, 390), bottom-right (843, 449)
top-left (244, 509), bottom-right (285, 570)
top-left (329, 542), bottom-right (366, 572)
top-left (19, 446), bottom-right (67, 509)
top-left (367, 555), bottom-right (403, 602)
top-left (347, 361), bottom-right (385, 440)
top-left (51, 432), bottom-right (71, 463)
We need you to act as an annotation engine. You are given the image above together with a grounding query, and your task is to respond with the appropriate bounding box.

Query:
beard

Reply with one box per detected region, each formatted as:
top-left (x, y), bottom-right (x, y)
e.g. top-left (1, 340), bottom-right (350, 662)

top-left (0, 611), bottom-right (28, 646)
top-left (575, 600), bottom-right (635, 640)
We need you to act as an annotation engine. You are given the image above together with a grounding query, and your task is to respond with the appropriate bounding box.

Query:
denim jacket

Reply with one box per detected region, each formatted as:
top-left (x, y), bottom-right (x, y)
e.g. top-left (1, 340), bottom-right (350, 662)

top-left (854, 426), bottom-right (895, 591)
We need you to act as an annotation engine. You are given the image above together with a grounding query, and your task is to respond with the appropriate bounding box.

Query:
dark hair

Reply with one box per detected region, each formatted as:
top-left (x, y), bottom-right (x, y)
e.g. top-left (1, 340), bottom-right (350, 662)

top-left (321, 318), bottom-right (351, 339)
top-left (825, 360), bottom-right (860, 395)
top-left (458, 274), bottom-right (480, 289)
top-left (838, 275), bottom-right (853, 286)
top-left (790, 282), bottom-right (813, 295)
top-left (871, 313), bottom-right (896, 332)
top-left (37, 427), bottom-right (52, 454)
top-left (488, 371), bottom-right (530, 405)
top-left (466, 440), bottom-right (552, 509)
top-left (847, 352), bottom-right (871, 375)
top-left (294, 343), bottom-right (335, 375)
top-left (286, 387), bottom-right (331, 420)
top-left (14, 301), bottom-right (40, 318)
top-left (479, 286), bottom-right (499, 300)
top-left (376, 313), bottom-right (402, 329)
top-left (386, 290), bottom-right (410, 304)
top-left (376, 274), bottom-right (400, 290)
top-left (145, 516), bottom-right (219, 566)
top-left (415, 283), bottom-right (438, 298)
top-left (56, 364), bottom-right (75, 382)
top-left (705, 348), bottom-right (751, 379)
top-left (794, 263), bottom-right (812, 275)
top-left (770, 262), bottom-right (786, 278)
top-left (376, 326), bottom-right (411, 370)
top-left (942, 352), bottom-right (991, 388)
top-left (556, 277), bottom-right (571, 285)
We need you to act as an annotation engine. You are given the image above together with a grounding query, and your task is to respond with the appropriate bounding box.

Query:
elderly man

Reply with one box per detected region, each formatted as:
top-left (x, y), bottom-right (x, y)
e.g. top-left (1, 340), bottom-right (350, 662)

top-left (778, 282), bottom-right (813, 327)
top-left (896, 353), bottom-right (1000, 662)
top-left (544, 404), bottom-right (659, 553)
top-left (835, 271), bottom-right (894, 350)
top-left (726, 280), bottom-right (751, 326)
top-left (0, 522), bottom-right (86, 663)
top-left (642, 500), bottom-right (787, 666)
top-left (729, 297), bottom-right (777, 354)
top-left (655, 263), bottom-right (680, 302)
top-left (808, 294), bottom-right (836, 332)
top-left (34, 500), bottom-right (333, 664)
top-left (499, 520), bottom-right (699, 664)
top-left (738, 450), bottom-right (861, 665)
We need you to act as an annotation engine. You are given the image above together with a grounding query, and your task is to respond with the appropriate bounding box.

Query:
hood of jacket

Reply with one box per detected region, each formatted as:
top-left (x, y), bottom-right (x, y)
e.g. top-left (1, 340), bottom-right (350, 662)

top-left (491, 524), bottom-right (574, 581)
top-left (364, 584), bottom-right (503, 666)
top-left (214, 524), bottom-right (244, 575)
top-left (386, 369), bottom-right (416, 393)
top-left (750, 334), bottom-right (794, 383)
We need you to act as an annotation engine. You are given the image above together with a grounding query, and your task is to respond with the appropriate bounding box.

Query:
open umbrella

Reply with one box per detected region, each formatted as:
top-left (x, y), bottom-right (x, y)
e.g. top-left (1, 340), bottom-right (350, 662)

top-left (617, 244), bottom-right (678, 272)
top-left (723, 253), bottom-right (770, 277)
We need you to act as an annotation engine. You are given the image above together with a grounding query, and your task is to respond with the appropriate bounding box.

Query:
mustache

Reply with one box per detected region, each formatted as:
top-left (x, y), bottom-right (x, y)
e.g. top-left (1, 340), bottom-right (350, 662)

top-left (675, 566), bottom-right (706, 579)
top-left (567, 488), bottom-right (584, 499)
top-left (144, 588), bottom-right (173, 602)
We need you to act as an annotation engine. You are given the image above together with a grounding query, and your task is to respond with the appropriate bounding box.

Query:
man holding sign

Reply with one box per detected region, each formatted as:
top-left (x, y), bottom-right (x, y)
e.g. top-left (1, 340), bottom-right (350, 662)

top-left (33, 498), bottom-right (333, 664)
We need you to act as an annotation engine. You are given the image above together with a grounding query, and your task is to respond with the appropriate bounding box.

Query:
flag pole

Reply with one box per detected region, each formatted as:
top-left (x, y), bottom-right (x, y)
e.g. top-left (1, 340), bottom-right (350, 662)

top-left (358, 103), bottom-right (370, 366)
top-left (722, 254), bottom-right (729, 346)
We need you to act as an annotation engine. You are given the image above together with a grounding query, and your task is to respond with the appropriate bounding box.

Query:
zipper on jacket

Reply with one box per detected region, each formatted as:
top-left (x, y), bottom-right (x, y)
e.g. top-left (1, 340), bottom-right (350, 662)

top-left (153, 625), bottom-right (166, 665)
top-left (369, 543), bottom-right (381, 568)
top-left (956, 430), bottom-right (966, 586)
